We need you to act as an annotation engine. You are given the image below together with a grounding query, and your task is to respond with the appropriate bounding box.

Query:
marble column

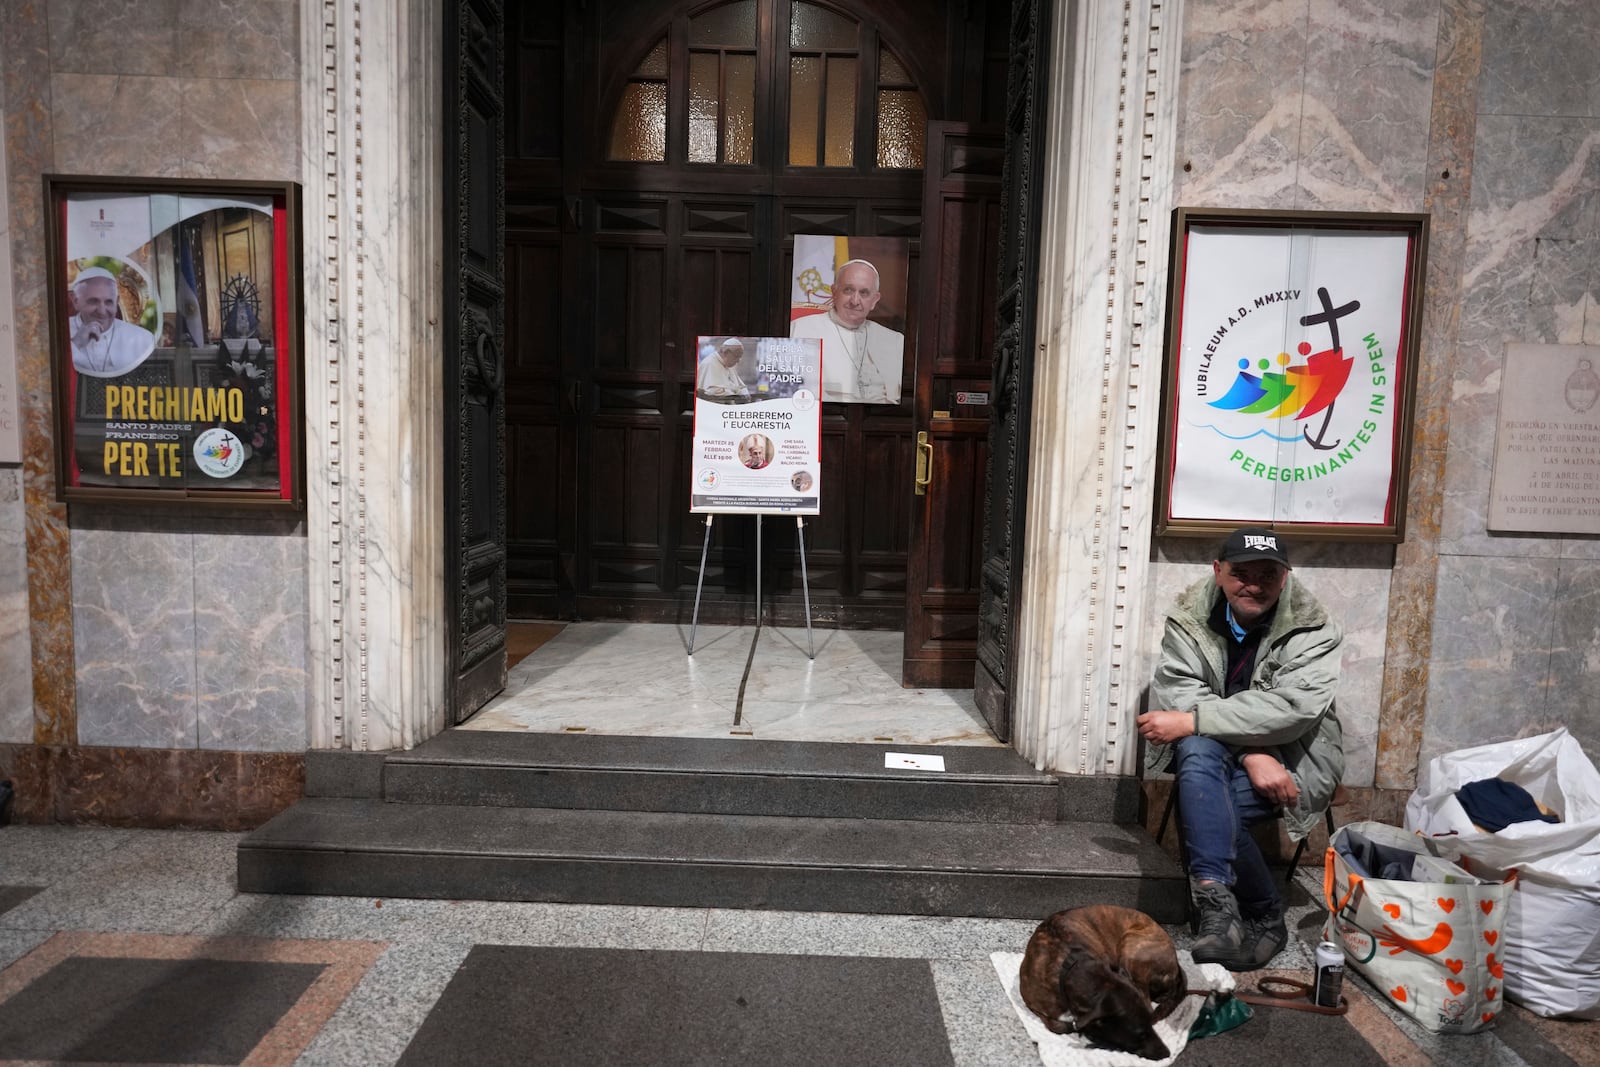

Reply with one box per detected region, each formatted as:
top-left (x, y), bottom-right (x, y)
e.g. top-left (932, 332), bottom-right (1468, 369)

top-left (0, 82), bottom-right (33, 745)
top-left (1011, 0), bottom-right (1183, 775)
top-left (302, 0), bottom-right (447, 752)
top-left (1, 1), bottom-right (74, 747)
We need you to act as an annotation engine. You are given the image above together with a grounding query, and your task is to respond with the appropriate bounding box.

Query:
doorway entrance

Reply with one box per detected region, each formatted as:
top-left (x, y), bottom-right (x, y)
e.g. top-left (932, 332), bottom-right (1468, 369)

top-left (449, 0), bottom-right (1042, 731)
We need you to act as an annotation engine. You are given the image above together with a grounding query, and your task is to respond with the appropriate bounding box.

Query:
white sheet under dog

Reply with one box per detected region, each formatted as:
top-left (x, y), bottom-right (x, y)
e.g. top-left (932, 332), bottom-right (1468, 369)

top-left (988, 950), bottom-right (1234, 1067)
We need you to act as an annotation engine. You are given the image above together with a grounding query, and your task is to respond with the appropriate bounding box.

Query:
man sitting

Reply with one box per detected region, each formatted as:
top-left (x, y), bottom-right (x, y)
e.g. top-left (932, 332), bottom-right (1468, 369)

top-left (1137, 527), bottom-right (1345, 971)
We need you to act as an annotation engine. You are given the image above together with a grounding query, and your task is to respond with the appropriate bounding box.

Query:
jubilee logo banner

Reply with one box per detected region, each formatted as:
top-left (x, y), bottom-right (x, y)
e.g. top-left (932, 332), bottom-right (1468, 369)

top-left (1158, 211), bottom-right (1427, 540)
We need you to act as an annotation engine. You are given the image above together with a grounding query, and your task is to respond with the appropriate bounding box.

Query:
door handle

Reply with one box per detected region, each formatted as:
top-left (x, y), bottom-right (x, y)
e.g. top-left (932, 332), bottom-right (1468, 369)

top-left (914, 431), bottom-right (933, 496)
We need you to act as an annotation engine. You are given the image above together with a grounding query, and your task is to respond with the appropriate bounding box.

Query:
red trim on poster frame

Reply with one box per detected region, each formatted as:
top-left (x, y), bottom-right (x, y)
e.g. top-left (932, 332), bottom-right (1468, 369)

top-left (273, 199), bottom-right (292, 500)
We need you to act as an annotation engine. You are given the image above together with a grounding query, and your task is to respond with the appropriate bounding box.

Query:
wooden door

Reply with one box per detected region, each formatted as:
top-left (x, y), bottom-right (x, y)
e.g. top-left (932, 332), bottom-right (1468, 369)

top-left (972, 0), bottom-right (1053, 741)
top-left (445, 0), bottom-right (510, 721)
top-left (902, 123), bottom-right (1004, 688)
top-left (504, 0), bottom-right (953, 629)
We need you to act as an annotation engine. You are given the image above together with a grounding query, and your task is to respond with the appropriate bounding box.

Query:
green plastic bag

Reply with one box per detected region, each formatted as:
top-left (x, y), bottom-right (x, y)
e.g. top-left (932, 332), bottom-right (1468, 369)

top-left (1188, 991), bottom-right (1253, 1040)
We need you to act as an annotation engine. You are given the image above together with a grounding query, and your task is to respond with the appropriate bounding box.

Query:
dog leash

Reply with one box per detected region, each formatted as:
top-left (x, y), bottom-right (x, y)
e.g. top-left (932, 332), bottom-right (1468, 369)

top-left (1184, 977), bottom-right (1350, 1016)
top-left (1236, 976), bottom-right (1351, 1015)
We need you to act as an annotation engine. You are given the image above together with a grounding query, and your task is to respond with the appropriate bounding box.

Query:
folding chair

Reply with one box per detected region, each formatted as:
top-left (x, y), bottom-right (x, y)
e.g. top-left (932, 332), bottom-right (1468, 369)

top-left (1156, 781), bottom-right (1345, 886)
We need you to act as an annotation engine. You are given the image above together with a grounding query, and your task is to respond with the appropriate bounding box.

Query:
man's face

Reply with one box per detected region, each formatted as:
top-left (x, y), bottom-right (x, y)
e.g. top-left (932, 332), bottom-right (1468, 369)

top-left (75, 278), bottom-right (118, 331)
top-left (1213, 559), bottom-right (1287, 625)
top-left (832, 263), bottom-right (881, 328)
top-left (719, 343), bottom-right (743, 367)
top-left (747, 441), bottom-right (765, 464)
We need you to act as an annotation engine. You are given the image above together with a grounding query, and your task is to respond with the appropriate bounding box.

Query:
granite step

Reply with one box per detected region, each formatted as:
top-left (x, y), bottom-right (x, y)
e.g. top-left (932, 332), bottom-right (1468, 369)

top-left (310, 731), bottom-right (1112, 825)
top-left (237, 797), bottom-right (1188, 921)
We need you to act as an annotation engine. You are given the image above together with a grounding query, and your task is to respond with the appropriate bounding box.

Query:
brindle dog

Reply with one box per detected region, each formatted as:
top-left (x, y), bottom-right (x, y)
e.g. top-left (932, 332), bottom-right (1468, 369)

top-left (1019, 904), bottom-right (1186, 1060)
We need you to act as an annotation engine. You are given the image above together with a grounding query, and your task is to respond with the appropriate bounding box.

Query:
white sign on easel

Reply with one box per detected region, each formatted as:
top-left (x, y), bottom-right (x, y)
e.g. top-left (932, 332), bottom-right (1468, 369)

top-left (687, 335), bottom-right (824, 660)
top-left (690, 335), bottom-right (822, 515)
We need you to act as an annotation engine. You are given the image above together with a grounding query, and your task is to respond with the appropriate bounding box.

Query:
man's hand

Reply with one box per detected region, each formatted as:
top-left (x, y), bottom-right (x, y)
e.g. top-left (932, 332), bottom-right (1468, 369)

top-left (1241, 751), bottom-right (1299, 806)
top-left (1136, 710), bottom-right (1196, 745)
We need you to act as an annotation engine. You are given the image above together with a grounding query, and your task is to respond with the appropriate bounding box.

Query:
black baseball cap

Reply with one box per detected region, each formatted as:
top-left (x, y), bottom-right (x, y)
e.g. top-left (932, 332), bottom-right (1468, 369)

top-left (1217, 527), bottom-right (1290, 567)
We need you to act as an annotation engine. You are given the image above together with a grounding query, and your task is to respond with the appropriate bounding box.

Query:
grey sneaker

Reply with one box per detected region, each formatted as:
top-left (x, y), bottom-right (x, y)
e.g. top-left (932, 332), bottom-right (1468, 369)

top-left (1230, 910), bottom-right (1288, 972)
top-left (1189, 880), bottom-right (1245, 966)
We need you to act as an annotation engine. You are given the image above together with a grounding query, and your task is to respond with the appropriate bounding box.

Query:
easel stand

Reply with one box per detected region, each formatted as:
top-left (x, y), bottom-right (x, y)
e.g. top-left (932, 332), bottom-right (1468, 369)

top-left (688, 514), bottom-right (815, 660)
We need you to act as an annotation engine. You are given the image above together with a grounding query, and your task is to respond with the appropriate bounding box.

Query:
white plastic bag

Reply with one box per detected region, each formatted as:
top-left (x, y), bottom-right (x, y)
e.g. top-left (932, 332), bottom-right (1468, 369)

top-left (1404, 728), bottom-right (1600, 1018)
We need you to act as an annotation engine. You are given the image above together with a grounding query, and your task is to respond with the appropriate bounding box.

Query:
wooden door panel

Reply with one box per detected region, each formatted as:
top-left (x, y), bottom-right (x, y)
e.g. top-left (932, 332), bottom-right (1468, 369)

top-left (506, 232), bottom-right (562, 374)
top-left (594, 244), bottom-right (668, 372)
top-left (972, 0), bottom-right (1051, 741)
top-left (507, 419), bottom-right (563, 602)
top-left (445, 0), bottom-right (508, 722)
top-left (934, 197), bottom-right (1002, 370)
top-left (589, 423), bottom-right (665, 547)
top-left (679, 246), bottom-right (759, 340)
top-left (925, 426), bottom-right (985, 590)
top-left (902, 121), bottom-right (1002, 690)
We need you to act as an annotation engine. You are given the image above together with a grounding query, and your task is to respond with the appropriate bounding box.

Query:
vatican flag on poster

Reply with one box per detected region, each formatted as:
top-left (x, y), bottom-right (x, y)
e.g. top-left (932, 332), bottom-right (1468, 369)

top-left (690, 335), bottom-right (822, 515)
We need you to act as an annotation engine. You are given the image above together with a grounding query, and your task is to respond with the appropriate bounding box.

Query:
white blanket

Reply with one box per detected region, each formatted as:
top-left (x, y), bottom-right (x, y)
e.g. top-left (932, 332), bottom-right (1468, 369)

top-left (989, 950), bottom-right (1235, 1067)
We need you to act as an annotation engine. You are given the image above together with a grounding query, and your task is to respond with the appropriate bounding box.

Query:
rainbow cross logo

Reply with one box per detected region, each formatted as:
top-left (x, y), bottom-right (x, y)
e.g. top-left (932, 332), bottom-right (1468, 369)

top-left (1207, 286), bottom-right (1361, 452)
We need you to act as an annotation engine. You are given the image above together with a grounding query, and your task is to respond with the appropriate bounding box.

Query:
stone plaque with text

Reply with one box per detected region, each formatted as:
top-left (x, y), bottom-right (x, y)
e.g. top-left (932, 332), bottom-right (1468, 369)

top-left (1489, 343), bottom-right (1600, 534)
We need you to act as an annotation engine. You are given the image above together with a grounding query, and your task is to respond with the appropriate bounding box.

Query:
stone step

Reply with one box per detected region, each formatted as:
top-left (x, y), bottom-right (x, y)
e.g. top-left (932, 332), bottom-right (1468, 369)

top-left (311, 731), bottom-right (1113, 825)
top-left (237, 797), bottom-right (1187, 921)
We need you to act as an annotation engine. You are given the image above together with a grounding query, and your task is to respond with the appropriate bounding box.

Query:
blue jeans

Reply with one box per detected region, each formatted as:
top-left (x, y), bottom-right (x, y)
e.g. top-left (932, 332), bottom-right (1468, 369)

top-left (1172, 734), bottom-right (1284, 917)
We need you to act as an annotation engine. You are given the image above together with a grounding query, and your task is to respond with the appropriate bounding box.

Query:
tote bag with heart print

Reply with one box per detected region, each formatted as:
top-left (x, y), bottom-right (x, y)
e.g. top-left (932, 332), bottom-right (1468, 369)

top-left (1322, 820), bottom-right (1516, 1035)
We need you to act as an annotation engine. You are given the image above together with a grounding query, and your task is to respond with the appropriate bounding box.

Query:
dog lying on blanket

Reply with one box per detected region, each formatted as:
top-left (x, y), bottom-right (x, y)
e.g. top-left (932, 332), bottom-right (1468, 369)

top-left (1019, 904), bottom-right (1186, 1060)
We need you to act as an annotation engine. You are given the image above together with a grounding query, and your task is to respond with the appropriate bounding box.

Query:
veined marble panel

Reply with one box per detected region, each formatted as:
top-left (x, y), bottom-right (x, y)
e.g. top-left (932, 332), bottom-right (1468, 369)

top-left (180, 77), bottom-right (299, 180)
top-left (1464, 114), bottom-right (1600, 253)
top-left (461, 623), bottom-right (1000, 747)
top-left (1476, 0), bottom-right (1600, 120)
top-left (1175, 0), bottom-right (1310, 209)
top-left (1420, 553), bottom-right (1561, 768)
top-left (6, 0), bottom-right (76, 745)
top-left (193, 521), bottom-right (309, 752)
top-left (49, 74), bottom-right (185, 178)
top-left (177, 0), bottom-right (298, 81)
top-left (1547, 558), bottom-right (1600, 760)
top-left (46, 0), bottom-right (179, 78)
top-left (0, 470), bottom-right (30, 744)
top-left (1301, 555), bottom-right (1391, 788)
top-left (72, 522), bottom-right (197, 749)
top-left (1297, 0), bottom-right (1437, 211)
top-left (1440, 113), bottom-right (1600, 556)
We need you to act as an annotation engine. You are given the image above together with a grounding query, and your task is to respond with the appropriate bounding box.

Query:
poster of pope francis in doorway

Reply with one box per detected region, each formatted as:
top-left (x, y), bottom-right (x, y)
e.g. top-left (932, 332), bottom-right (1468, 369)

top-left (789, 234), bottom-right (909, 405)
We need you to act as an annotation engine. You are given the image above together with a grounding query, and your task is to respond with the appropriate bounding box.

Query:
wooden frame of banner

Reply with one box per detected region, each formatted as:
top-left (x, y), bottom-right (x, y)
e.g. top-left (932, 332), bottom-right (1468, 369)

top-left (44, 174), bottom-right (305, 512)
top-left (1154, 207), bottom-right (1428, 543)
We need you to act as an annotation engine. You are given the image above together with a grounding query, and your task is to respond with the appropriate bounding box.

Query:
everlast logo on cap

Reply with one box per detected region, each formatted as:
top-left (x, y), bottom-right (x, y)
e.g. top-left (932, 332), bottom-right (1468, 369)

top-left (1220, 526), bottom-right (1291, 566)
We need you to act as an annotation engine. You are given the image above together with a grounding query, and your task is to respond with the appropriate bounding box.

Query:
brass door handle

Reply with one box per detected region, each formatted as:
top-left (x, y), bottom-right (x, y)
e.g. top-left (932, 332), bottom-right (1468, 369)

top-left (914, 431), bottom-right (933, 496)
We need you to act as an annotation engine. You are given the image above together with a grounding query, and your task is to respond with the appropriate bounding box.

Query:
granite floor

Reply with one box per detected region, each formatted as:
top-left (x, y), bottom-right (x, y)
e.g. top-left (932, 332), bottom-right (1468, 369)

top-left (2, 825), bottom-right (1597, 1065)
top-left (462, 621), bottom-right (1003, 747)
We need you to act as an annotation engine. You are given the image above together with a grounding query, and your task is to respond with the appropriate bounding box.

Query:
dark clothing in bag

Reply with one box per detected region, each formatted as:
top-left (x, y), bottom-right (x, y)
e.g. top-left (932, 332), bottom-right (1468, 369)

top-left (1456, 777), bottom-right (1560, 832)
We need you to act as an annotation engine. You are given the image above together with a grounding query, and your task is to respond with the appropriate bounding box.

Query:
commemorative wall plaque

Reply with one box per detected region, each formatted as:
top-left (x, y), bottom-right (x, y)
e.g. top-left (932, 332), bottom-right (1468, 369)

top-left (1488, 343), bottom-right (1600, 535)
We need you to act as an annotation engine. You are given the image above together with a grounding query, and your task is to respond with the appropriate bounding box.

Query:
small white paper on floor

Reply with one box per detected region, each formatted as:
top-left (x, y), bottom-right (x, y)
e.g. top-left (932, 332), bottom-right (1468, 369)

top-left (989, 950), bottom-right (1234, 1067)
top-left (885, 752), bottom-right (945, 771)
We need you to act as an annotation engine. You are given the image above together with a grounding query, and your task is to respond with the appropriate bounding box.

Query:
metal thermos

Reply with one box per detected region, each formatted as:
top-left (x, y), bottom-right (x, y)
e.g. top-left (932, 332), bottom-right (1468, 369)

top-left (1314, 940), bottom-right (1346, 1008)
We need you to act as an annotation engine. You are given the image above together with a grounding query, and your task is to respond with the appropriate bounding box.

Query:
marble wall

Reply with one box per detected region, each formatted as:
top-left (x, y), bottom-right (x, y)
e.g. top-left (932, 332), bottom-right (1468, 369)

top-left (2, 0), bottom-right (307, 760)
top-left (0, 101), bottom-right (30, 745)
top-left (1427, 0), bottom-right (1600, 766)
top-left (1143, 0), bottom-right (1600, 789)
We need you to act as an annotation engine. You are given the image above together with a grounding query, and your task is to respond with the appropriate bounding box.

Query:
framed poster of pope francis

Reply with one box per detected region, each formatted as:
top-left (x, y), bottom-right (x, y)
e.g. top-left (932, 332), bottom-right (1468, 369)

top-left (789, 234), bottom-right (909, 405)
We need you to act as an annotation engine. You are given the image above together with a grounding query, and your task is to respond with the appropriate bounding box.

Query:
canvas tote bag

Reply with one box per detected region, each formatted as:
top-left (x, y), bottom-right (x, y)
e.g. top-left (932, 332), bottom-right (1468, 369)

top-left (1322, 820), bottom-right (1515, 1035)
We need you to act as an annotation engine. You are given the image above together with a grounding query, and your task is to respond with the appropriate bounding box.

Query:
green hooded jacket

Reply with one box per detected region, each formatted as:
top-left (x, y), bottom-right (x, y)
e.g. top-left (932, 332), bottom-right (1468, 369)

top-left (1147, 573), bottom-right (1346, 840)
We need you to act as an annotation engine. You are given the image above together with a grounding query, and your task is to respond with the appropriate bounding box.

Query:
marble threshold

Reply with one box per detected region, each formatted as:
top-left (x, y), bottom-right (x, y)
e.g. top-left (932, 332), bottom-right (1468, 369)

top-left (459, 622), bottom-right (1002, 747)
